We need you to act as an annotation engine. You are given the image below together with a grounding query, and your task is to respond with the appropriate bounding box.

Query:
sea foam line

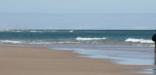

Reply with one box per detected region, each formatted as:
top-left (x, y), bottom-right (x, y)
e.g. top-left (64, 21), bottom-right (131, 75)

top-left (125, 38), bottom-right (154, 43)
top-left (0, 40), bottom-right (23, 44)
top-left (0, 40), bottom-right (81, 44)
top-left (76, 37), bottom-right (107, 41)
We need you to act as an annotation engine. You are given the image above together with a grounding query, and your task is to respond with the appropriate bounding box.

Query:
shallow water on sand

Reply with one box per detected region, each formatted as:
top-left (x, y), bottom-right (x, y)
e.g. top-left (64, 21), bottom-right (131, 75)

top-left (48, 43), bottom-right (156, 75)
top-left (48, 43), bottom-right (154, 65)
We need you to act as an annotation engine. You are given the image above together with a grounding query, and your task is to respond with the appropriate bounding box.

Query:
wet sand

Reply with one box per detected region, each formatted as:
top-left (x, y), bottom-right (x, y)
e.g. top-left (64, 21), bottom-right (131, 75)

top-left (0, 45), bottom-right (149, 75)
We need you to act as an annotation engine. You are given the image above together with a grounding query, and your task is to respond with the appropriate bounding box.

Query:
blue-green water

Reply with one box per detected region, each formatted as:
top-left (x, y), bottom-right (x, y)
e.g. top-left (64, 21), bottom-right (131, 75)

top-left (0, 30), bottom-right (155, 44)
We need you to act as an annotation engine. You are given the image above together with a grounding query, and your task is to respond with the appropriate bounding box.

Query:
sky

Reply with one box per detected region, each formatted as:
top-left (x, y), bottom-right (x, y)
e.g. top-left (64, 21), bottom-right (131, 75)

top-left (0, 0), bottom-right (156, 30)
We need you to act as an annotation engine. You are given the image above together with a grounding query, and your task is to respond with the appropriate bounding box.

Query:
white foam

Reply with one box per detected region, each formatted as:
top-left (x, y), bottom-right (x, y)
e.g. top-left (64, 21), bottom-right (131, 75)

top-left (28, 41), bottom-right (51, 44)
top-left (125, 38), bottom-right (154, 43)
top-left (0, 40), bottom-right (23, 44)
top-left (29, 30), bottom-right (44, 33)
top-left (76, 37), bottom-right (107, 41)
top-left (51, 41), bottom-right (80, 44)
top-left (69, 30), bottom-right (74, 33)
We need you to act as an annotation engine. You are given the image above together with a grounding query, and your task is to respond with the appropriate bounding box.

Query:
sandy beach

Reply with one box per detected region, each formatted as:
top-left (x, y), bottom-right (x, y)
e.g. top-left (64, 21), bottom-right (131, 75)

top-left (0, 45), bottom-right (149, 75)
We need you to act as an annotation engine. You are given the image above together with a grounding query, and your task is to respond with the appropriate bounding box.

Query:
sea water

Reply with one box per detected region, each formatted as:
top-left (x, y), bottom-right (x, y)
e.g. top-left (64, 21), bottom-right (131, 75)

top-left (0, 30), bottom-right (155, 65)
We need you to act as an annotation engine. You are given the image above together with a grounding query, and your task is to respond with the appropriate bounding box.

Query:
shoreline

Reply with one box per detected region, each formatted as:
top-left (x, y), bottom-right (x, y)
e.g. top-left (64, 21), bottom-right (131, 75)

top-left (1, 43), bottom-right (154, 65)
top-left (0, 44), bottom-right (152, 75)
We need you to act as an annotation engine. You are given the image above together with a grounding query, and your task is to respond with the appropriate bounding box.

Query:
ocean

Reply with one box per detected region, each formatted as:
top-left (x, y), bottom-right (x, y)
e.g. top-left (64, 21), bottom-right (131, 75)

top-left (0, 30), bottom-right (154, 44)
top-left (0, 30), bottom-right (155, 65)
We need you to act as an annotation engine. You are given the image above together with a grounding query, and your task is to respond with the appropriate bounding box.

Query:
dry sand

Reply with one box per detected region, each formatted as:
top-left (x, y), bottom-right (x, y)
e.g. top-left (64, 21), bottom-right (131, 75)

top-left (0, 45), bottom-right (149, 75)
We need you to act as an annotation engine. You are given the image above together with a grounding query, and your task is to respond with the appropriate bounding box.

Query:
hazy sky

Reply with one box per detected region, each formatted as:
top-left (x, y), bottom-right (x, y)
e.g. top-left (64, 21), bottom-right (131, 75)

top-left (0, 0), bottom-right (156, 13)
top-left (0, 0), bottom-right (156, 29)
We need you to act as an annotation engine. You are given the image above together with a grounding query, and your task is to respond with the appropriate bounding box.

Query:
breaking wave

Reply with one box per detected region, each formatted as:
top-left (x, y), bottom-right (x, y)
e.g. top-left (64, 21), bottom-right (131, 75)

top-left (76, 37), bottom-right (107, 41)
top-left (0, 40), bottom-right (23, 44)
top-left (125, 38), bottom-right (154, 43)
top-left (0, 40), bottom-right (80, 44)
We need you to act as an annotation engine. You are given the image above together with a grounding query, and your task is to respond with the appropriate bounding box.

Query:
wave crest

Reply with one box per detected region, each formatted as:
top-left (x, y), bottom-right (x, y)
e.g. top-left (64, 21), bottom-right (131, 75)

top-left (76, 37), bottom-right (107, 41)
top-left (125, 38), bottom-right (153, 43)
top-left (0, 40), bottom-right (80, 44)
top-left (0, 40), bottom-right (23, 44)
